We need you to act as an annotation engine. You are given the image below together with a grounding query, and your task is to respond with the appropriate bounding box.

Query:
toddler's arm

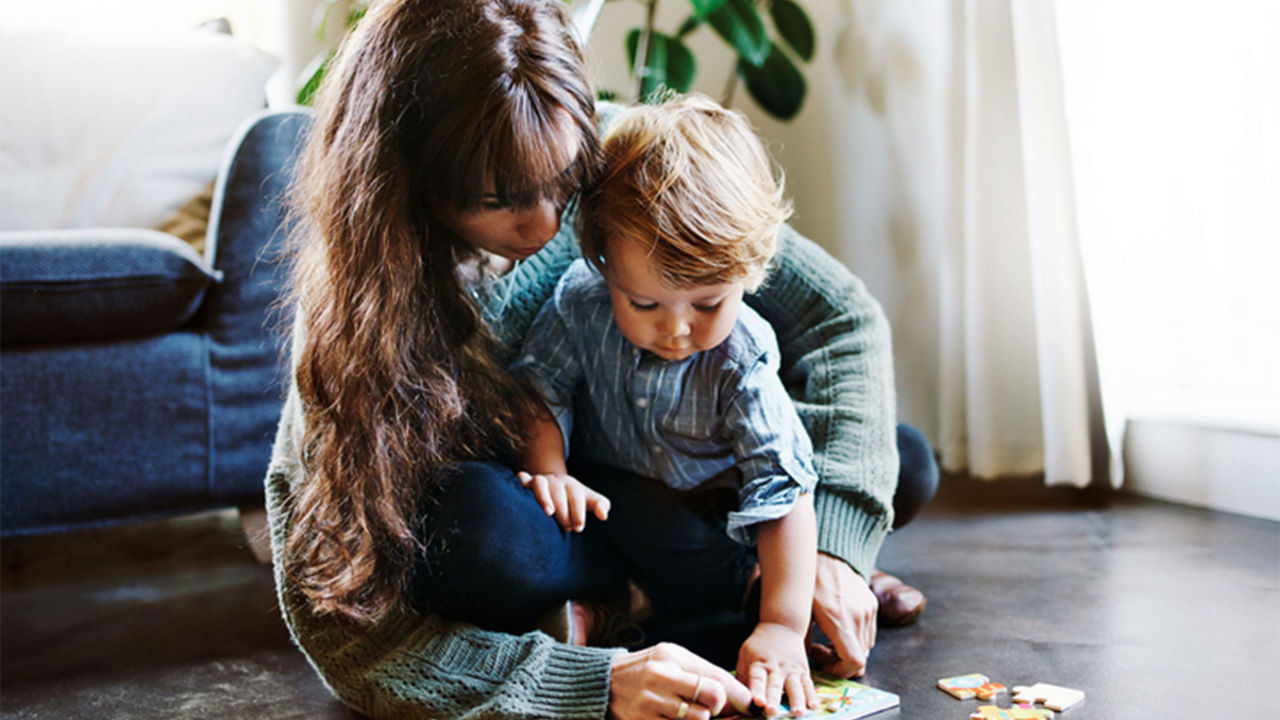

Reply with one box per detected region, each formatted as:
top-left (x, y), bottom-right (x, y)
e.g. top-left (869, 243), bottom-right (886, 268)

top-left (520, 398), bottom-right (569, 476)
top-left (517, 398), bottom-right (610, 533)
top-left (737, 493), bottom-right (819, 716)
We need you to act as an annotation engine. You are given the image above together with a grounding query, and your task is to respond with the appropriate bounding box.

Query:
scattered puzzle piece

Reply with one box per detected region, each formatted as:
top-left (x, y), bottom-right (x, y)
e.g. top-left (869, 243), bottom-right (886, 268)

top-left (938, 674), bottom-right (1007, 700)
top-left (1012, 682), bottom-right (1085, 711)
top-left (969, 704), bottom-right (1054, 720)
top-left (971, 681), bottom-right (1006, 700)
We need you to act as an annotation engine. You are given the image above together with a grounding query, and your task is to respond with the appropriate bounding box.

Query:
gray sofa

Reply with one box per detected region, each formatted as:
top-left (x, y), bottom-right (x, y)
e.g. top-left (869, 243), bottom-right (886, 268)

top-left (1, 109), bottom-right (310, 537)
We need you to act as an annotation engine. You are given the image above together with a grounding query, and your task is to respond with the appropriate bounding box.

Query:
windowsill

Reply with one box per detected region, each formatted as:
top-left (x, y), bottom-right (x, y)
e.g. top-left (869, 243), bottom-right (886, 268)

top-left (1122, 416), bottom-right (1280, 522)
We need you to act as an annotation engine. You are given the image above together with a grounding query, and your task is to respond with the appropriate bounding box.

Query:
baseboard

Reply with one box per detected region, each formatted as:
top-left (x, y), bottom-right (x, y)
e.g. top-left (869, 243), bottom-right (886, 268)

top-left (1123, 417), bottom-right (1280, 522)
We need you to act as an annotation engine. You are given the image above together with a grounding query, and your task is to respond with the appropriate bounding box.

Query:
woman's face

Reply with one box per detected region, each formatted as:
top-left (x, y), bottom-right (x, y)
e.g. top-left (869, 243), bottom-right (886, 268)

top-left (436, 195), bottom-right (566, 262)
top-left (435, 114), bottom-right (584, 262)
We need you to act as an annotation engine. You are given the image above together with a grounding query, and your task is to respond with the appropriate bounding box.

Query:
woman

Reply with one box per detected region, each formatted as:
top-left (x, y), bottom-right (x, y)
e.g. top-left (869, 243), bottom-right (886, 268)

top-left (267, 0), bottom-right (933, 717)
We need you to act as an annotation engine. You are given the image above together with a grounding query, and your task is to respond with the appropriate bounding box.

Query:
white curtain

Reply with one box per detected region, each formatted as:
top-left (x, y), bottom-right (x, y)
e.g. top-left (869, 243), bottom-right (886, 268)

top-left (938, 0), bottom-right (1110, 486)
top-left (812, 0), bottom-right (1277, 493)
top-left (1055, 1), bottom-right (1280, 439)
top-left (817, 0), bottom-right (1109, 487)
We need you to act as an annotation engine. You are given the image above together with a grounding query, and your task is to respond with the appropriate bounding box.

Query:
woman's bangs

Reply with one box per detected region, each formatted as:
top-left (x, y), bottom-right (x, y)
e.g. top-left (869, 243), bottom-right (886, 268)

top-left (488, 104), bottom-right (589, 209)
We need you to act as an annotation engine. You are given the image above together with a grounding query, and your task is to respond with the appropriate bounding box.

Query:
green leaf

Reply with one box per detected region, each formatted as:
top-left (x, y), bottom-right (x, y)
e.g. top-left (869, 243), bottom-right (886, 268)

top-left (676, 14), bottom-right (702, 39)
top-left (626, 29), bottom-right (697, 99)
top-left (346, 6), bottom-right (367, 29)
top-left (296, 50), bottom-right (336, 106)
top-left (769, 0), bottom-right (814, 62)
top-left (688, 0), bottom-right (728, 20)
top-left (707, 0), bottom-right (769, 67)
top-left (738, 42), bottom-right (806, 119)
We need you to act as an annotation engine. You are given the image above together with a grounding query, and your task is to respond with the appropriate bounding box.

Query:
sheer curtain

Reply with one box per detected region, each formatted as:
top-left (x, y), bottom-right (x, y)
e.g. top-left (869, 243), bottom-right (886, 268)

top-left (938, 0), bottom-right (1109, 486)
top-left (1055, 1), bottom-right (1280, 436)
top-left (822, 0), bottom-right (1109, 487)
top-left (824, 0), bottom-right (1275, 490)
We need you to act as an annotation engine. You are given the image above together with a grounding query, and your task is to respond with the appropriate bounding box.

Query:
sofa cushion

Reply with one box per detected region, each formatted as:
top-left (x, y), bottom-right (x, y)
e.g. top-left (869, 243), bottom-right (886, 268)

top-left (1, 332), bottom-right (215, 534)
top-left (0, 23), bottom-right (278, 232)
top-left (0, 229), bottom-right (222, 346)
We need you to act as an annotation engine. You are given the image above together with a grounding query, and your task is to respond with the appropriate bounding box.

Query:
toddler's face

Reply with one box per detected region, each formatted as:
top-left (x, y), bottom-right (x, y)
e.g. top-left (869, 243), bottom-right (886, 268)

top-left (604, 237), bottom-right (744, 362)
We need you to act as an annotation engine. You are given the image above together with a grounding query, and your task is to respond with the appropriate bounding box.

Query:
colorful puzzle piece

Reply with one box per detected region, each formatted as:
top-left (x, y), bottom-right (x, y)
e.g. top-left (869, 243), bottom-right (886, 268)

top-left (969, 704), bottom-right (1054, 720)
top-left (938, 673), bottom-right (1007, 700)
top-left (1012, 682), bottom-right (1085, 711)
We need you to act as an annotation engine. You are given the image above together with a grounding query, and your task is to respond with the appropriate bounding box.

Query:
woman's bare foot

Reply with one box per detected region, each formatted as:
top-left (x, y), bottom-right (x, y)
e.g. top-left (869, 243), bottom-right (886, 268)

top-left (869, 570), bottom-right (926, 626)
top-left (569, 601), bottom-right (594, 646)
top-left (569, 599), bottom-right (646, 648)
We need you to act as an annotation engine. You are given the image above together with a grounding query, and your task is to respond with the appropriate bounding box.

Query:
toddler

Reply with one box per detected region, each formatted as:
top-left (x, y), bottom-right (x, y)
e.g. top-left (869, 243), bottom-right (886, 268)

top-left (511, 94), bottom-right (819, 716)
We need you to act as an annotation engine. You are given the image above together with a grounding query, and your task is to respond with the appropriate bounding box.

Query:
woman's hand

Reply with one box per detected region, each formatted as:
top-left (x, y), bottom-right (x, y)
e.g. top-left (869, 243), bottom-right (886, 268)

top-left (736, 622), bottom-right (820, 717)
top-left (808, 552), bottom-right (877, 678)
top-left (609, 643), bottom-right (752, 720)
top-left (517, 471), bottom-right (610, 532)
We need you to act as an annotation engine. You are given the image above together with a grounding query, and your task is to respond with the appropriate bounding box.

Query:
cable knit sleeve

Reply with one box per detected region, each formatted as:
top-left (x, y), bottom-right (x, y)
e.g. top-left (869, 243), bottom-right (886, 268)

top-left (744, 225), bottom-right (899, 580)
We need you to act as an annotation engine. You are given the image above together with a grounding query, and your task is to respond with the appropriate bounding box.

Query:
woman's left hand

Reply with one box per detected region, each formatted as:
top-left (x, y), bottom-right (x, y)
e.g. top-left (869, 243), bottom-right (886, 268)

top-left (609, 642), bottom-right (751, 720)
top-left (808, 552), bottom-right (877, 678)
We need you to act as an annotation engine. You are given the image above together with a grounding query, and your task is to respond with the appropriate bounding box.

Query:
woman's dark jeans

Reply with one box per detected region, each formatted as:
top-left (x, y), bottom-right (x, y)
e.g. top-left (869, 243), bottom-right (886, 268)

top-left (417, 422), bottom-right (938, 664)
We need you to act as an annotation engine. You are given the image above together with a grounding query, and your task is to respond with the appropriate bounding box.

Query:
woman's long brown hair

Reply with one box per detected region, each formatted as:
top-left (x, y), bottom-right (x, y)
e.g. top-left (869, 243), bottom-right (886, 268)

top-left (285, 0), bottom-right (598, 625)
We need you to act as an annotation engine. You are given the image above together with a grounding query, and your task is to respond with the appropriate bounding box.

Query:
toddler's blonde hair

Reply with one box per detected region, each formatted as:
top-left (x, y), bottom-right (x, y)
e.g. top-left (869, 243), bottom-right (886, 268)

top-left (578, 93), bottom-right (791, 292)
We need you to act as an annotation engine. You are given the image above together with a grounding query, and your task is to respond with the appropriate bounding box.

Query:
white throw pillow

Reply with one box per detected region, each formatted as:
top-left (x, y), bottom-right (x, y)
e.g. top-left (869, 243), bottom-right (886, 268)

top-left (0, 24), bottom-right (279, 231)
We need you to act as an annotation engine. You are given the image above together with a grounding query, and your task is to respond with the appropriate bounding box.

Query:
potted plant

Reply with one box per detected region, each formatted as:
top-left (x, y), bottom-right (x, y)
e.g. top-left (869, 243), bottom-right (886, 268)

top-left (615, 0), bottom-right (814, 119)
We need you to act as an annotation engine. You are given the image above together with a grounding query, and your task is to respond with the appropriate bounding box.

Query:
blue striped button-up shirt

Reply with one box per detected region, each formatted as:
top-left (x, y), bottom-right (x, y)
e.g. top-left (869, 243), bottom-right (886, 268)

top-left (510, 260), bottom-right (818, 545)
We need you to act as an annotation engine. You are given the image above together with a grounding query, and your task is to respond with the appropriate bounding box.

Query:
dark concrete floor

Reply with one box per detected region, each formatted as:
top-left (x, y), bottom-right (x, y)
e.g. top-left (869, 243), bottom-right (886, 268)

top-left (2, 476), bottom-right (1277, 719)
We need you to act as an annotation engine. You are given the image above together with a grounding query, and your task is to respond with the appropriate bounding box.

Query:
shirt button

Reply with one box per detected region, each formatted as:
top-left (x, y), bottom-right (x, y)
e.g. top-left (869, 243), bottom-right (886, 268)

top-left (523, 355), bottom-right (535, 363)
top-left (651, 444), bottom-right (662, 453)
top-left (635, 397), bottom-right (648, 409)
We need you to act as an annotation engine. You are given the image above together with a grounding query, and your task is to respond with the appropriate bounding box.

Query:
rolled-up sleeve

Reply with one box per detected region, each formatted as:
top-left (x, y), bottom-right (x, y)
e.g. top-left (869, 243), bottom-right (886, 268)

top-left (745, 225), bottom-right (898, 580)
top-left (722, 353), bottom-right (820, 545)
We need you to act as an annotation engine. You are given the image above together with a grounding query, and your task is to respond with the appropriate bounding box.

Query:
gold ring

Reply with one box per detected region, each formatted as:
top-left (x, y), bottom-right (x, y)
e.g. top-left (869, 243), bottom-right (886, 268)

top-left (692, 675), bottom-right (704, 704)
top-left (677, 701), bottom-right (689, 720)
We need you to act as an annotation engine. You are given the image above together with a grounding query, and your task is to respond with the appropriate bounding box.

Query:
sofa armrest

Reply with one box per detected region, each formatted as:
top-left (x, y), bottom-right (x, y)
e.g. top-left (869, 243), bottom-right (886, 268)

top-left (199, 108), bottom-right (313, 500)
top-left (0, 228), bottom-right (221, 346)
top-left (202, 108), bottom-right (311, 334)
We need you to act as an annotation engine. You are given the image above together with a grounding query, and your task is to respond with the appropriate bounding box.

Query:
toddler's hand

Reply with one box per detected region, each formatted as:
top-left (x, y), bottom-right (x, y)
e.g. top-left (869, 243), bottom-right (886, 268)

top-left (736, 622), bottom-right (819, 717)
top-left (517, 471), bottom-right (610, 532)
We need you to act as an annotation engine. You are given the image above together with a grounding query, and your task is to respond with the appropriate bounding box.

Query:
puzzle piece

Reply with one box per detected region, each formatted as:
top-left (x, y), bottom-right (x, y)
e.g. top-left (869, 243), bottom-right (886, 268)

top-left (938, 673), bottom-right (1007, 700)
top-left (969, 704), bottom-right (1054, 720)
top-left (1012, 682), bottom-right (1085, 711)
top-left (972, 682), bottom-right (1007, 701)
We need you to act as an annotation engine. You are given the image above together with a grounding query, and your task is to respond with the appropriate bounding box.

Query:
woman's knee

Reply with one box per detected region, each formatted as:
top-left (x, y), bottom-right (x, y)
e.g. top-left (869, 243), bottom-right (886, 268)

top-left (419, 461), bottom-right (605, 627)
top-left (893, 423), bottom-right (939, 529)
top-left (428, 462), bottom-right (555, 577)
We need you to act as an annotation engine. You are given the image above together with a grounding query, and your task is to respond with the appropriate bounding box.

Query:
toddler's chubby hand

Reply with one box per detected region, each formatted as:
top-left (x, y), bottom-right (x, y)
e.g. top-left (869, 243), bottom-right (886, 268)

top-left (736, 622), bottom-right (819, 717)
top-left (517, 471), bottom-right (611, 532)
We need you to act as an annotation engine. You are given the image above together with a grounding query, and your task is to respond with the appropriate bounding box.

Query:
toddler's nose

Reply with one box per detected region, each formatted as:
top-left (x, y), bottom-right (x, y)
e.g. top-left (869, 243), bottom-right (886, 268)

top-left (657, 313), bottom-right (691, 338)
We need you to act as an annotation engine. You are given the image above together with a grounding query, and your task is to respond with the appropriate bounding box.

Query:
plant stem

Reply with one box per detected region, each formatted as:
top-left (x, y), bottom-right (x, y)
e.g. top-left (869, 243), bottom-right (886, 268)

top-left (634, 0), bottom-right (659, 100)
top-left (722, 68), bottom-right (738, 108)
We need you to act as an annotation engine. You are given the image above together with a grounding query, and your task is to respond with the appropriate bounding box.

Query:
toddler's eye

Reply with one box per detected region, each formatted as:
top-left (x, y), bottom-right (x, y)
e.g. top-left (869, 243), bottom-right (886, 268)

top-left (628, 299), bottom-right (657, 311)
top-left (693, 301), bottom-right (722, 313)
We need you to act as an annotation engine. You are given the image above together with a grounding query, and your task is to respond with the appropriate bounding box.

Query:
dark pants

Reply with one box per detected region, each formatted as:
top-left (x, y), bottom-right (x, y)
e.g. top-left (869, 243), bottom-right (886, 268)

top-left (417, 423), bottom-right (939, 664)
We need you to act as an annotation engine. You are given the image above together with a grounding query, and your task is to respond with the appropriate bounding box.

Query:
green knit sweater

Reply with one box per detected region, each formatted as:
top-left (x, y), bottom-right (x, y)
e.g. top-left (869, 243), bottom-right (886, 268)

top-left (265, 215), bottom-right (897, 720)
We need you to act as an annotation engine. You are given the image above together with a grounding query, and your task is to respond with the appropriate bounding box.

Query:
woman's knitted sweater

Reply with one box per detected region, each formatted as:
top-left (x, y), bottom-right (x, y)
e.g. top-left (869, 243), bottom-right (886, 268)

top-left (265, 224), bottom-right (898, 719)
